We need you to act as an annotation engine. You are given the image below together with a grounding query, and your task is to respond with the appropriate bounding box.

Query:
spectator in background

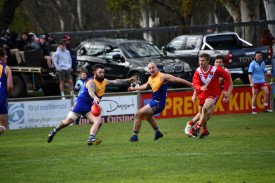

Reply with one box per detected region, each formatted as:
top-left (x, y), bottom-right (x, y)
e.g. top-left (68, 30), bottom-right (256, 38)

top-left (29, 32), bottom-right (39, 47)
top-left (17, 32), bottom-right (29, 64)
top-left (38, 35), bottom-right (56, 76)
top-left (260, 28), bottom-right (275, 78)
top-left (63, 35), bottom-right (77, 72)
top-left (53, 41), bottom-right (74, 99)
top-left (43, 32), bottom-right (56, 44)
top-left (206, 25), bottom-right (214, 33)
top-left (0, 30), bottom-right (25, 65)
top-left (74, 70), bottom-right (88, 96)
top-left (260, 28), bottom-right (275, 48)
top-left (17, 32), bottom-right (30, 50)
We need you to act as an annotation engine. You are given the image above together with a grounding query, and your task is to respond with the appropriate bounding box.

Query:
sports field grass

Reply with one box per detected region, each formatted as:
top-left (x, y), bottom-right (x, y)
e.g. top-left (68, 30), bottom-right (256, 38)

top-left (1, 113), bottom-right (275, 183)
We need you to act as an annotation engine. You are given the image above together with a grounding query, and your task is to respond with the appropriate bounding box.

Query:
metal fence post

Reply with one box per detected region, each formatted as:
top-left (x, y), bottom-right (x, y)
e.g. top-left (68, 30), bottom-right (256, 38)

top-left (136, 90), bottom-right (141, 111)
top-left (270, 82), bottom-right (274, 111)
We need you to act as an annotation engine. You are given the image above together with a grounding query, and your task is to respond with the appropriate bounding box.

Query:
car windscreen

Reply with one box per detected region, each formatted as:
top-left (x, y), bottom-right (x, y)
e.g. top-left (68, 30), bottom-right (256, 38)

top-left (119, 42), bottom-right (162, 58)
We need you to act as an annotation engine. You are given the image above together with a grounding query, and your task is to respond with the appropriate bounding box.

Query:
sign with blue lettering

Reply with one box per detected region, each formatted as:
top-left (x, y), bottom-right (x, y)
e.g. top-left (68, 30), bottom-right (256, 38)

top-left (8, 100), bottom-right (71, 130)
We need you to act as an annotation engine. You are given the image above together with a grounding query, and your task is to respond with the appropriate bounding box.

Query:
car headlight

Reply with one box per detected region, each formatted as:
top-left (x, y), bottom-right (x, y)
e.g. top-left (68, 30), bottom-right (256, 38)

top-left (144, 66), bottom-right (148, 72)
top-left (183, 62), bottom-right (192, 72)
top-left (163, 65), bottom-right (174, 73)
top-left (174, 65), bottom-right (183, 72)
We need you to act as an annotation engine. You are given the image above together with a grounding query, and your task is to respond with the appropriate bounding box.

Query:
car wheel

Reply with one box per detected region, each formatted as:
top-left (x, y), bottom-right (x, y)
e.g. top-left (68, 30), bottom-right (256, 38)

top-left (11, 75), bottom-right (27, 98)
top-left (131, 72), bottom-right (146, 87)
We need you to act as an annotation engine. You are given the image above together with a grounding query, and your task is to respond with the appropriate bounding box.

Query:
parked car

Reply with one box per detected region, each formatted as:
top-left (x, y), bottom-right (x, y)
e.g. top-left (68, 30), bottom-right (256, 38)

top-left (162, 32), bottom-right (272, 83)
top-left (76, 38), bottom-right (192, 88)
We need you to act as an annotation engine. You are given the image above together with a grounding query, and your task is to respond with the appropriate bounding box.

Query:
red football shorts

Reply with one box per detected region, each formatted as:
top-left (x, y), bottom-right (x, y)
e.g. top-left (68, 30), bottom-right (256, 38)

top-left (199, 95), bottom-right (219, 106)
top-left (253, 82), bottom-right (267, 90)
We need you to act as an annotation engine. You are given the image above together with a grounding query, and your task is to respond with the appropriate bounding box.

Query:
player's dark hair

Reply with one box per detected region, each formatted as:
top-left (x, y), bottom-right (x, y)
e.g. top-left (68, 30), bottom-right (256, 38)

top-left (0, 48), bottom-right (6, 58)
top-left (255, 51), bottom-right (262, 56)
top-left (199, 53), bottom-right (210, 61)
top-left (93, 64), bottom-right (104, 72)
top-left (81, 69), bottom-right (87, 74)
top-left (215, 55), bottom-right (224, 62)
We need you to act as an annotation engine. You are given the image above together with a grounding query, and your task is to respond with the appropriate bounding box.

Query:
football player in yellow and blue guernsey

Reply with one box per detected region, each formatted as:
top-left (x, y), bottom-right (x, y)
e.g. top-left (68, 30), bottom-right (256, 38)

top-left (0, 48), bottom-right (13, 136)
top-left (47, 64), bottom-right (137, 145)
top-left (128, 62), bottom-right (193, 142)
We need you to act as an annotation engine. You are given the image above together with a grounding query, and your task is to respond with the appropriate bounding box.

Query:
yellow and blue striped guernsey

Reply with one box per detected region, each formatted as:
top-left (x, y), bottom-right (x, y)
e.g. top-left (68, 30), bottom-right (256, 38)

top-left (77, 76), bottom-right (107, 104)
top-left (148, 71), bottom-right (168, 105)
top-left (92, 78), bottom-right (107, 97)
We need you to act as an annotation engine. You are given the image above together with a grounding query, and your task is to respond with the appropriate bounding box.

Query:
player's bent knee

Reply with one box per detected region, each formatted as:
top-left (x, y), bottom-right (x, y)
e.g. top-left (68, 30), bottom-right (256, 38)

top-left (202, 107), bottom-right (208, 113)
top-left (94, 120), bottom-right (103, 126)
top-left (68, 112), bottom-right (79, 122)
top-left (0, 126), bottom-right (6, 131)
top-left (135, 110), bottom-right (144, 118)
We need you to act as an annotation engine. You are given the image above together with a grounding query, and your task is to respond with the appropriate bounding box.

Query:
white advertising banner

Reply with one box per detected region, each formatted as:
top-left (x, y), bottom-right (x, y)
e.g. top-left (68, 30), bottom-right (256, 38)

top-left (8, 94), bottom-right (139, 129)
top-left (77, 94), bottom-right (139, 124)
top-left (100, 95), bottom-right (138, 116)
top-left (8, 99), bottom-right (71, 130)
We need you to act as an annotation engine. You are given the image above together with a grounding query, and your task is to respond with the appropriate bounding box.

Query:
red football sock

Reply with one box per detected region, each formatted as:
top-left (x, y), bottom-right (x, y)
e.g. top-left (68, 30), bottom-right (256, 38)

top-left (188, 119), bottom-right (195, 126)
top-left (196, 124), bottom-right (202, 130)
top-left (190, 127), bottom-right (195, 134)
top-left (252, 106), bottom-right (256, 112)
top-left (202, 128), bottom-right (208, 134)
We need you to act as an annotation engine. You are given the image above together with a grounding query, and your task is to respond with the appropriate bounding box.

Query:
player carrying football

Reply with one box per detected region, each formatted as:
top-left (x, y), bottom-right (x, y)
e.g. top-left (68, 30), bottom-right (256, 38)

top-left (185, 53), bottom-right (231, 138)
top-left (47, 64), bottom-right (137, 145)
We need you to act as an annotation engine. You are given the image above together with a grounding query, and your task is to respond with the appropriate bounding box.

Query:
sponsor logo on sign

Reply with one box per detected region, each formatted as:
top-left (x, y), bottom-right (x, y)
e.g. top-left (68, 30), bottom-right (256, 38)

top-left (8, 103), bottom-right (25, 125)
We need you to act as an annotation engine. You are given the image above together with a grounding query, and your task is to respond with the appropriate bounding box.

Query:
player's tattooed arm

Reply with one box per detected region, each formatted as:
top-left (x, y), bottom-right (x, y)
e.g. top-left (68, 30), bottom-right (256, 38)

top-left (87, 80), bottom-right (101, 103)
top-left (106, 76), bottom-right (137, 87)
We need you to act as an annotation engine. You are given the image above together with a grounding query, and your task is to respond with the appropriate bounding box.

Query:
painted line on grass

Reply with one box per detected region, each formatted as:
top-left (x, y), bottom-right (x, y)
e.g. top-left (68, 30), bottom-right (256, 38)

top-left (1, 150), bottom-right (275, 165)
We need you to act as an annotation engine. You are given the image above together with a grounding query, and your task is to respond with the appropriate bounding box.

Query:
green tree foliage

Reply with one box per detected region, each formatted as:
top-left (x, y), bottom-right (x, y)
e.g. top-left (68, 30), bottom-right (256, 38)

top-left (9, 7), bottom-right (28, 33)
top-left (0, 0), bottom-right (23, 31)
top-left (105, 0), bottom-right (154, 28)
top-left (105, 0), bottom-right (199, 30)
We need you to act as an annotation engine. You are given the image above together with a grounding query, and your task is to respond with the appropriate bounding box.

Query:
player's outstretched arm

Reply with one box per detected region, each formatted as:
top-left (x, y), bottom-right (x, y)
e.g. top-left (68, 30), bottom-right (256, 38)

top-left (161, 73), bottom-right (193, 87)
top-left (128, 82), bottom-right (150, 92)
top-left (106, 76), bottom-right (137, 87)
top-left (86, 80), bottom-right (101, 104)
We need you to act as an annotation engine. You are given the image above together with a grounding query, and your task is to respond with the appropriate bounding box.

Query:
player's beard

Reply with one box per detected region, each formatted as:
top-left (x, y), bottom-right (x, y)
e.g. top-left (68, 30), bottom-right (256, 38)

top-left (95, 74), bottom-right (104, 82)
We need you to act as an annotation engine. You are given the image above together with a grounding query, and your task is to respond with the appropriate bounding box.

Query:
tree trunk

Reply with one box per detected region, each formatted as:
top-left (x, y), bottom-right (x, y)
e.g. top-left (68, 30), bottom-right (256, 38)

top-left (223, 1), bottom-right (242, 35)
top-left (223, 0), bottom-right (260, 44)
top-left (240, 0), bottom-right (259, 44)
top-left (263, 0), bottom-right (275, 35)
top-left (140, 7), bottom-right (154, 42)
top-left (0, 0), bottom-right (23, 31)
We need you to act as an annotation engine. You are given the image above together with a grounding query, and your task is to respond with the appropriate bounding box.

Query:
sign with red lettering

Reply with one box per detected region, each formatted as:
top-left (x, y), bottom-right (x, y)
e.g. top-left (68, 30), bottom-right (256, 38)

top-left (141, 86), bottom-right (271, 119)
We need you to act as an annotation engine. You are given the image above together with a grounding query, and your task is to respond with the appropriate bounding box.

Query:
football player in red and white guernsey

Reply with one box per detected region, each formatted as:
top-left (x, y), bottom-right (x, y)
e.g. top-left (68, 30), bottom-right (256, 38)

top-left (185, 55), bottom-right (233, 138)
top-left (187, 53), bottom-right (231, 138)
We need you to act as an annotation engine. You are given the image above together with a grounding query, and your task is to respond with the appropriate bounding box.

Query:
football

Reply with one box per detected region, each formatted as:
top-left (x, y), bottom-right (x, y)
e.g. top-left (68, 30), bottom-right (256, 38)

top-left (91, 103), bottom-right (101, 116)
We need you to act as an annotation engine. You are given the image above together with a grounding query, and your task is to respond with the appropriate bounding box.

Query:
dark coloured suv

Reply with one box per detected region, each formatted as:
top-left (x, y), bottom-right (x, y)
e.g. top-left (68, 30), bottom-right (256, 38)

top-left (76, 38), bottom-right (192, 87)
